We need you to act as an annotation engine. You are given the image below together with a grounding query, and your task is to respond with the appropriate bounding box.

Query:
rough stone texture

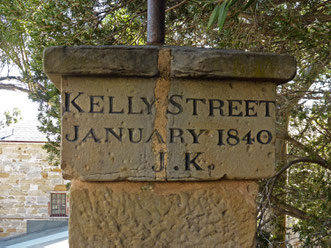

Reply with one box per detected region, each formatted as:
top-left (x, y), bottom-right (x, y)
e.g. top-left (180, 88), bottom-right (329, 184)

top-left (61, 76), bottom-right (276, 181)
top-left (0, 142), bottom-right (69, 238)
top-left (166, 79), bottom-right (276, 180)
top-left (44, 46), bottom-right (159, 89)
top-left (61, 77), bottom-right (157, 181)
top-left (43, 46), bottom-right (296, 88)
top-left (43, 46), bottom-right (297, 181)
top-left (171, 47), bottom-right (296, 83)
top-left (69, 180), bottom-right (258, 248)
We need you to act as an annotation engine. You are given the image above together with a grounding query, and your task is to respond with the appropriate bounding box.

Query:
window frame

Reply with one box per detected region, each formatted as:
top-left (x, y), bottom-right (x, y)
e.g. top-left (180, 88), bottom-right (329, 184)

top-left (50, 193), bottom-right (67, 217)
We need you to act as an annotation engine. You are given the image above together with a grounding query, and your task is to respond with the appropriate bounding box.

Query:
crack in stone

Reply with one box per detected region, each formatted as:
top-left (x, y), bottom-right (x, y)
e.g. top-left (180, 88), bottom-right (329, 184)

top-left (167, 174), bottom-right (227, 181)
top-left (86, 168), bottom-right (150, 176)
top-left (152, 48), bottom-right (172, 181)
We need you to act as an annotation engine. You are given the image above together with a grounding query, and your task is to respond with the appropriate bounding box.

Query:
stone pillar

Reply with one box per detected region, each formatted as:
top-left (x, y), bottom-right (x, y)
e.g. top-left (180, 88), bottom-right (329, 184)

top-left (44, 46), bottom-right (296, 247)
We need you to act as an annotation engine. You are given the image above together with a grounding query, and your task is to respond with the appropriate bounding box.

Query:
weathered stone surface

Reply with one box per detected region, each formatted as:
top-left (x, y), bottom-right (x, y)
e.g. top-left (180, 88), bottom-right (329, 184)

top-left (0, 172), bottom-right (9, 177)
top-left (69, 180), bottom-right (258, 248)
top-left (43, 46), bottom-right (159, 89)
top-left (53, 185), bottom-right (67, 191)
top-left (43, 46), bottom-right (297, 182)
top-left (61, 77), bottom-right (157, 181)
top-left (171, 47), bottom-right (296, 83)
top-left (166, 79), bottom-right (276, 180)
top-left (61, 76), bottom-right (276, 181)
top-left (43, 46), bottom-right (296, 88)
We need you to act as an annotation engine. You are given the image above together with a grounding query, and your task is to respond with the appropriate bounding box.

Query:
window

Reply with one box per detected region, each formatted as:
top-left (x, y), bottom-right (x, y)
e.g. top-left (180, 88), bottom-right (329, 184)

top-left (50, 193), bottom-right (67, 217)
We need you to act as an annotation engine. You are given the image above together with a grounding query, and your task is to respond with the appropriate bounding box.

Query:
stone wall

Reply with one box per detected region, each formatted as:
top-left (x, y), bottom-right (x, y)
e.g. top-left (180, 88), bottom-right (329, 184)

top-left (0, 142), bottom-right (68, 238)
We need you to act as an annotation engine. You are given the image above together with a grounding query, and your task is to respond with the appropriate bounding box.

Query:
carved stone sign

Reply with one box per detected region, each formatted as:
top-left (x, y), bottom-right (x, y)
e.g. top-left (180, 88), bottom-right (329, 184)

top-left (61, 77), bottom-right (276, 181)
top-left (44, 46), bottom-right (296, 181)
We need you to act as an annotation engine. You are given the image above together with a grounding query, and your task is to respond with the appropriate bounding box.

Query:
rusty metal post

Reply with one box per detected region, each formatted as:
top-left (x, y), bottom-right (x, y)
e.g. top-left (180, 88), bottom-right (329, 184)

top-left (147, 0), bottom-right (166, 45)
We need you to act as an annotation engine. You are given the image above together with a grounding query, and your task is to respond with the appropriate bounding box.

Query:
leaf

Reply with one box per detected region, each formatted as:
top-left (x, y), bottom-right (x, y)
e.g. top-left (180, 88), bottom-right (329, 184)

top-left (207, 4), bottom-right (221, 29)
top-left (218, 1), bottom-right (229, 30)
top-left (228, 0), bottom-right (239, 8)
top-left (243, 0), bottom-right (256, 11)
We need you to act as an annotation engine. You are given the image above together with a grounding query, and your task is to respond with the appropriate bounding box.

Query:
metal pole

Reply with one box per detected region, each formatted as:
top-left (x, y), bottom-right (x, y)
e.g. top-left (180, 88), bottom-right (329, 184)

top-left (147, 0), bottom-right (166, 45)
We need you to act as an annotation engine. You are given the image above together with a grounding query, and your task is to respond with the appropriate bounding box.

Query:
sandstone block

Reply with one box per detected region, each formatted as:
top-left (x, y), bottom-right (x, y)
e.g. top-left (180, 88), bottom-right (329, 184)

top-left (69, 180), bottom-right (257, 248)
top-left (38, 184), bottom-right (52, 191)
top-left (17, 208), bottom-right (25, 214)
top-left (17, 154), bottom-right (31, 159)
top-left (53, 185), bottom-right (67, 191)
top-left (51, 167), bottom-right (62, 172)
top-left (31, 209), bottom-right (38, 214)
top-left (36, 196), bottom-right (49, 204)
top-left (0, 184), bottom-right (12, 190)
top-left (44, 46), bottom-right (296, 86)
top-left (61, 77), bottom-right (276, 181)
top-left (44, 46), bottom-right (159, 89)
top-left (59, 77), bottom-right (276, 181)
top-left (171, 47), bottom-right (296, 82)
top-left (41, 172), bottom-right (48, 178)
top-left (43, 46), bottom-right (296, 182)
top-left (37, 208), bottom-right (48, 214)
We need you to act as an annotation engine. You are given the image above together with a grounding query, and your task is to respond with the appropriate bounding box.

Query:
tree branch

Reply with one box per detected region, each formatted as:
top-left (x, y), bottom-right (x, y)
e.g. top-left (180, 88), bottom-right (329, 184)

top-left (277, 130), bottom-right (329, 170)
top-left (301, 14), bottom-right (331, 24)
top-left (166, 0), bottom-right (190, 12)
top-left (0, 83), bottom-right (30, 93)
top-left (272, 0), bottom-right (306, 5)
top-left (271, 196), bottom-right (310, 220)
top-left (0, 76), bottom-right (22, 81)
top-left (276, 158), bottom-right (330, 179)
top-left (131, 0), bottom-right (191, 17)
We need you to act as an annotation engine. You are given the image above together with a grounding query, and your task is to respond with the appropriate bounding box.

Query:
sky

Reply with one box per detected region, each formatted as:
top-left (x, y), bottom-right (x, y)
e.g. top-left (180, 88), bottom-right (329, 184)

top-left (0, 90), bottom-right (39, 122)
top-left (0, 65), bottom-right (40, 124)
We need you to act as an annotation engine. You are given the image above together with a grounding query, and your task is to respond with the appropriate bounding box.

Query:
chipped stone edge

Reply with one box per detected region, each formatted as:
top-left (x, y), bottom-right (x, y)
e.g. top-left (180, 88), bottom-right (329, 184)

top-left (43, 46), bottom-right (296, 90)
top-left (170, 47), bottom-right (296, 84)
top-left (43, 46), bottom-right (160, 89)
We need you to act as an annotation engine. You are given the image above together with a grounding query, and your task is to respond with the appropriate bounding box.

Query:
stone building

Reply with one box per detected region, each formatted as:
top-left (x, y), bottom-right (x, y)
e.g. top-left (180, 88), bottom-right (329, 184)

top-left (0, 120), bottom-right (69, 238)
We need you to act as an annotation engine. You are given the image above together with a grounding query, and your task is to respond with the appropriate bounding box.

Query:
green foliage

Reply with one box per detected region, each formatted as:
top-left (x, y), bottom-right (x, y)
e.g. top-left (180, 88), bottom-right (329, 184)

top-left (0, 0), bottom-right (148, 164)
top-left (0, 0), bottom-right (330, 246)
top-left (0, 108), bottom-right (22, 129)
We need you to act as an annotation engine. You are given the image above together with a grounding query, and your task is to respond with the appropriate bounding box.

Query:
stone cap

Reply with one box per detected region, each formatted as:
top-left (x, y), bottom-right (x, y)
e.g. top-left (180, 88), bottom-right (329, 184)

top-left (44, 46), bottom-right (296, 89)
